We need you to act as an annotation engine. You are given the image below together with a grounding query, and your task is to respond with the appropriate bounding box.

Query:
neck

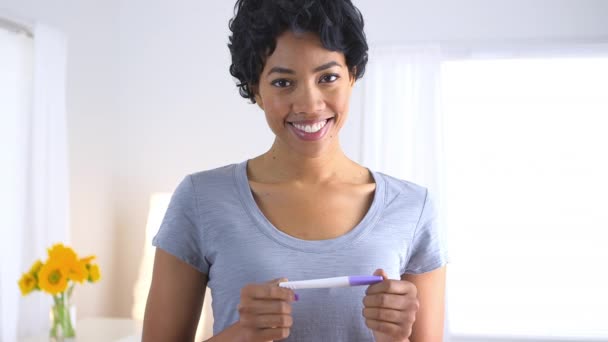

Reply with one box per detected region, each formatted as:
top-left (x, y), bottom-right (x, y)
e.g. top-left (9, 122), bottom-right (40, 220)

top-left (252, 138), bottom-right (353, 184)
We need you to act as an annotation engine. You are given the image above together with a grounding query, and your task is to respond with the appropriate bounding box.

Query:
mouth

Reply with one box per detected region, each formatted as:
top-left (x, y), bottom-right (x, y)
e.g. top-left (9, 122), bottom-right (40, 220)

top-left (286, 117), bottom-right (335, 141)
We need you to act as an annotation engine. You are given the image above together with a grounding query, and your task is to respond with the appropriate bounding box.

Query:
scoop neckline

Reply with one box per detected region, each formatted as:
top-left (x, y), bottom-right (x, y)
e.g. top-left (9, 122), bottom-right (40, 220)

top-left (234, 160), bottom-right (385, 253)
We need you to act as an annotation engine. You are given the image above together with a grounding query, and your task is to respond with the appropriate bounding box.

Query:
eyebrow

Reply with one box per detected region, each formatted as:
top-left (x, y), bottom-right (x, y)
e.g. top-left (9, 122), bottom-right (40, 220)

top-left (266, 61), bottom-right (343, 76)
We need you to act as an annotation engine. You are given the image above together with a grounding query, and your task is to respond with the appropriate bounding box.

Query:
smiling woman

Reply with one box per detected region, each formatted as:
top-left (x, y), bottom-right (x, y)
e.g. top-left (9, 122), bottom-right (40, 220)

top-left (142, 1), bottom-right (447, 341)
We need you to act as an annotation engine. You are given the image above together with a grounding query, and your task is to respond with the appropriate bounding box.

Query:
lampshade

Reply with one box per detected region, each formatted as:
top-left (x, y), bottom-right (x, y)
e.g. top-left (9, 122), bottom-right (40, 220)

top-left (132, 192), bottom-right (172, 322)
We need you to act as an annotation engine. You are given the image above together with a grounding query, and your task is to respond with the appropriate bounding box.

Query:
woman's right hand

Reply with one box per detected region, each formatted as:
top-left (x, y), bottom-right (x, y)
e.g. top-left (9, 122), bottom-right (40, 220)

top-left (236, 278), bottom-right (297, 341)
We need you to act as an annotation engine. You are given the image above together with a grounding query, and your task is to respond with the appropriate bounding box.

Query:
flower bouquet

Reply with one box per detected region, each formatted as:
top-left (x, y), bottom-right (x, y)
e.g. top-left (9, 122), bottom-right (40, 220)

top-left (18, 243), bottom-right (101, 340)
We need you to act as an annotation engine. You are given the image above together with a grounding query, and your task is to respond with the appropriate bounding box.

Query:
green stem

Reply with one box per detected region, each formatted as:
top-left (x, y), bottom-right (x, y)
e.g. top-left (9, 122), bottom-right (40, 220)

top-left (67, 283), bottom-right (75, 299)
top-left (50, 289), bottom-right (76, 339)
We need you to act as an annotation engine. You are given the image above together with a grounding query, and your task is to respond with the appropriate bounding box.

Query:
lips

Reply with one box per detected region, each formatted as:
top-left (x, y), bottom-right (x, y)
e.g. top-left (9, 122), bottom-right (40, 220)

top-left (287, 117), bottom-right (335, 141)
top-left (291, 119), bottom-right (328, 133)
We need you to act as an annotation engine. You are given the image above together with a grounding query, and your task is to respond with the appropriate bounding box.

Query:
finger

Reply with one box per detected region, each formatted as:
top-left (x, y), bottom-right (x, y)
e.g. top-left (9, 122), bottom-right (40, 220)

top-left (366, 279), bottom-right (416, 296)
top-left (362, 307), bottom-right (407, 325)
top-left (268, 277), bottom-right (288, 285)
top-left (365, 318), bottom-right (411, 340)
top-left (367, 268), bottom-right (392, 294)
top-left (242, 283), bottom-right (296, 302)
top-left (373, 268), bottom-right (389, 280)
top-left (238, 298), bottom-right (293, 315)
top-left (256, 327), bottom-right (291, 341)
top-left (253, 314), bottom-right (293, 329)
top-left (366, 269), bottom-right (388, 294)
top-left (363, 293), bottom-right (418, 311)
top-left (270, 278), bottom-right (300, 302)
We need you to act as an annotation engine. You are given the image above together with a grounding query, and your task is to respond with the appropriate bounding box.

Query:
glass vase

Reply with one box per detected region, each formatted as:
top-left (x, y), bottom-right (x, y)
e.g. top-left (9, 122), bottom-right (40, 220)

top-left (50, 291), bottom-right (76, 341)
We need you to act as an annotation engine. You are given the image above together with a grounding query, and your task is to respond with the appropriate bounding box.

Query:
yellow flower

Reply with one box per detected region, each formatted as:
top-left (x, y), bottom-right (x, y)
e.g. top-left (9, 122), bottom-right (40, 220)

top-left (19, 244), bottom-right (100, 298)
top-left (38, 261), bottom-right (68, 295)
top-left (47, 243), bottom-right (78, 265)
top-left (68, 260), bottom-right (88, 283)
top-left (80, 255), bottom-right (96, 264)
top-left (47, 243), bottom-right (88, 283)
top-left (29, 260), bottom-right (43, 276)
top-left (18, 273), bottom-right (37, 296)
top-left (88, 264), bottom-right (101, 283)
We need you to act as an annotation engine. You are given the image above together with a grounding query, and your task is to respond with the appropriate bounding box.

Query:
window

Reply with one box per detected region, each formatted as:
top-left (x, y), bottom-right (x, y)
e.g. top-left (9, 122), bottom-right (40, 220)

top-left (442, 57), bottom-right (608, 339)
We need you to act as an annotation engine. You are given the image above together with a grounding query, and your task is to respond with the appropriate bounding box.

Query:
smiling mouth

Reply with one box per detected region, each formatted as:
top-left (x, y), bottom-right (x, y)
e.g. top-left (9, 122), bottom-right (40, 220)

top-left (288, 117), bottom-right (335, 134)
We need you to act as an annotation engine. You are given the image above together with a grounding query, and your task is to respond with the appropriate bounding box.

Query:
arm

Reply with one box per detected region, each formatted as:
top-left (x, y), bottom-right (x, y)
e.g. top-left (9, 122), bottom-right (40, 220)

top-left (402, 265), bottom-right (446, 342)
top-left (143, 247), bottom-right (296, 342)
top-left (142, 248), bottom-right (207, 341)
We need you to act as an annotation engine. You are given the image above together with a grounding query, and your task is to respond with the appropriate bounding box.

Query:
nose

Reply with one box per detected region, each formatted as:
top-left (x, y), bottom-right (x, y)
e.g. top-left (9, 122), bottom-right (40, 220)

top-left (291, 82), bottom-right (326, 115)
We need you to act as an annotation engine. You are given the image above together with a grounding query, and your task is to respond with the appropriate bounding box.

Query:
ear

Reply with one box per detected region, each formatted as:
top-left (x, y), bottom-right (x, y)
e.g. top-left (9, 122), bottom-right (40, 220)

top-left (349, 67), bottom-right (358, 87)
top-left (251, 84), bottom-right (264, 110)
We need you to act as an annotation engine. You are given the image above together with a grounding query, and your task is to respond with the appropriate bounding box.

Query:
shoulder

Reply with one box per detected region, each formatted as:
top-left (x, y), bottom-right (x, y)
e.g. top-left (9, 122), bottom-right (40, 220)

top-left (171, 163), bottom-right (242, 203)
top-left (180, 163), bottom-right (241, 194)
top-left (373, 171), bottom-right (428, 208)
top-left (189, 163), bottom-right (239, 186)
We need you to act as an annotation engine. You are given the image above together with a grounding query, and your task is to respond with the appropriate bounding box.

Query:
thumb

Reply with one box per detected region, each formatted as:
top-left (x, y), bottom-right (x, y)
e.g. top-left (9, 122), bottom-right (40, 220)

top-left (373, 268), bottom-right (389, 280)
top-left (268, 277), bottom-right (288, 285)
top-left (268, 277), bottom-right (299, 302)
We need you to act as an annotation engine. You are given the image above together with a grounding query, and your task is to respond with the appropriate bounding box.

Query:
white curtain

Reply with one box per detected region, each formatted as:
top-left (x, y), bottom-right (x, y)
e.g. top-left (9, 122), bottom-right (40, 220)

top-left (359, 45), bottom-right (449, 340)
top-left (0, 22), bottom-right (69, 340)
top-left (361, 45), bottom-right (444, 194)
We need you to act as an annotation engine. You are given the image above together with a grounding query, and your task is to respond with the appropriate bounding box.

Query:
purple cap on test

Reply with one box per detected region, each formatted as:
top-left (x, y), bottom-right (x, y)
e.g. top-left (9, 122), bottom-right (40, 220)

top-left (348, 275), bottom-right (384, 286)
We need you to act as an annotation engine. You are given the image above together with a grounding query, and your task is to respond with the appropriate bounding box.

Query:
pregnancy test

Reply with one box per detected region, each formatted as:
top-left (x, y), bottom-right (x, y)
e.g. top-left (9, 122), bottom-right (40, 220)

top-left (278, 275), bottom-right (383, 290)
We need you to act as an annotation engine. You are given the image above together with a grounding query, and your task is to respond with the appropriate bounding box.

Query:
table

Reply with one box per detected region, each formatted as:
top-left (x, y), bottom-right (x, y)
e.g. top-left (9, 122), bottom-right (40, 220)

top-left (20, 317), bottom-right (142, 342)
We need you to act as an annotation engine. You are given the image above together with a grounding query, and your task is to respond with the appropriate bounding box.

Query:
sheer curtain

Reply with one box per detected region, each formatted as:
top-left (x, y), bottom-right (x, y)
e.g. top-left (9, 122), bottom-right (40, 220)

top-left (361, 45), bottom-right (445, 197)
top-left (358, 44), bottom-right (449, 339)
top-left (0, 22), bottom-right (69, 340)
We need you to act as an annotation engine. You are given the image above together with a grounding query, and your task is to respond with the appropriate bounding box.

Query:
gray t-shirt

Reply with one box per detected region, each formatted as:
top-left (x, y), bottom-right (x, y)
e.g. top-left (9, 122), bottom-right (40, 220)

top-left (152, 161), bottom-right (447, 341)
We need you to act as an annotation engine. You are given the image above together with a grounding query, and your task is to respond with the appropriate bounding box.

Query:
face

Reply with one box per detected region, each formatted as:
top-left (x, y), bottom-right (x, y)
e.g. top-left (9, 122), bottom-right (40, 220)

top-left (254, 31), bottom-right (355, 158)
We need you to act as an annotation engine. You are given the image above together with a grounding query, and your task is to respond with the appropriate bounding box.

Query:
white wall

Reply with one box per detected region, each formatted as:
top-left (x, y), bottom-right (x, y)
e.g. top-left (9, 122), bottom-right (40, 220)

top-left (113, 0), bottom-right (274, 317)
top-left (0, 0), bottom-right (121, 318)
top-left (3, 0), bottom-right (608, 328)
top-left (357, 0), bottom-right (608, 45)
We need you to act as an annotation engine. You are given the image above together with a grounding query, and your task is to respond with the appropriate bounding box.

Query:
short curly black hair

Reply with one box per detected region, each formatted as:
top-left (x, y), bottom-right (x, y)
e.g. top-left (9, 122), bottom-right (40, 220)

top-left (228, 0), bottom-right (369, 103)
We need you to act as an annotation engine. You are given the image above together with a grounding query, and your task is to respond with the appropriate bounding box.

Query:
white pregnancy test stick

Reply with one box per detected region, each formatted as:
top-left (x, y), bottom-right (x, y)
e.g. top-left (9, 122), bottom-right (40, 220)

top-left (278, 275), bottom-right (383, 290)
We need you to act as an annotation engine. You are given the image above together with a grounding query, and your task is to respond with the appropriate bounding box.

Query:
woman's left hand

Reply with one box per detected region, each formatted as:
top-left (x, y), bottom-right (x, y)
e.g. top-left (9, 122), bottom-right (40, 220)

top-left (363, 269), bottom-right (419, 342)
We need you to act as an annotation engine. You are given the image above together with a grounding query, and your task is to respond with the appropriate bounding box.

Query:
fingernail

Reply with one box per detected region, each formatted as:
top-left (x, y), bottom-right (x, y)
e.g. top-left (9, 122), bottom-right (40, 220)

top-left (294, 293), bottom-right (299, 302)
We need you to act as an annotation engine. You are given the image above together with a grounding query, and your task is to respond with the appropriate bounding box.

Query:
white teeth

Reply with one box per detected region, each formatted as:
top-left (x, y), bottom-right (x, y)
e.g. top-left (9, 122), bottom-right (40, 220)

top-left (292, 119), bottom-right (328, 133)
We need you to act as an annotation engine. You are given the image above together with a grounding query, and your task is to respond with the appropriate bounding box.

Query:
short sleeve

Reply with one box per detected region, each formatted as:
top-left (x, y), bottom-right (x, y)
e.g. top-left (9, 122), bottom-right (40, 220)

top-left (403, 190), bottom-right (448, 274)
top-left (152, 175), bottom-right (209, 274)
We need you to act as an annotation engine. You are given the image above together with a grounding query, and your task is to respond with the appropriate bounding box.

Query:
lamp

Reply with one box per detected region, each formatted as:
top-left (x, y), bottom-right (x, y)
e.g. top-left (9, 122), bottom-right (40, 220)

top-left (132, 192), bottom-right (172, 322)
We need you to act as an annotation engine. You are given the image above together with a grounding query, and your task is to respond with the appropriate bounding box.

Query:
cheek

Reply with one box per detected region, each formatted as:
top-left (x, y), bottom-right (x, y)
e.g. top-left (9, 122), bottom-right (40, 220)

top-left (261, 95), bottom-right (280, 112)
top-left (332, 89), bottom-right (352, 115)
top-left (264, 99), bottom-right (289, 125)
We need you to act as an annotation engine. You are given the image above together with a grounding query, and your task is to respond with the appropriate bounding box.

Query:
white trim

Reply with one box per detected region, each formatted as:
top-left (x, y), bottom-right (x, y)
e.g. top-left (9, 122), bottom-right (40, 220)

top-left (441, 38), bottom-right (608, 60)
top-left (450, 334), bottom-right (608, 342)
top-left (374, 38), bottom-right (608, 60)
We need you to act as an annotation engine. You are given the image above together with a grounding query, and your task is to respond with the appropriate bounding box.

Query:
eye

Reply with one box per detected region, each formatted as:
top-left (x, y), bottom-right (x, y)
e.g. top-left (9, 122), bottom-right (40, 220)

top-left (320, 74), bottom-right (340, 83)
top-left (271, 79), bottom-right (292, 88)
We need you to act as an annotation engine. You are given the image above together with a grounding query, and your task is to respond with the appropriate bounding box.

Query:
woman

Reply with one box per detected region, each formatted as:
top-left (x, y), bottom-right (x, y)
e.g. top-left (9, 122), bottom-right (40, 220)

top-left (143, 0), bottom-right (447, 341)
